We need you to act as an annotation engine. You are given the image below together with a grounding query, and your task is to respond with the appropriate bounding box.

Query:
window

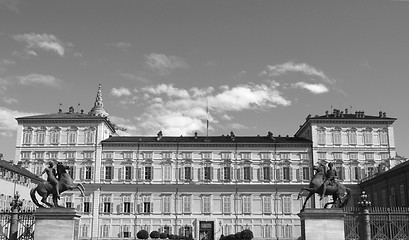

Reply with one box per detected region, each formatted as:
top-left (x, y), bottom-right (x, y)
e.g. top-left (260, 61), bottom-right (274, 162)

top-left (262, 166), bottom-right (270, 181)
top-left (203, 166), bottom-right (212, 180)
top-left (380, 153), bottom-right (389, 161)
top-left (101, 195), bottom-right (112, 213)
top-left (202, 195), bottom-right (211, 214)
top-left (123, 152), bottom-right (133, 159)
top-left (64, 195), bottom-right (72, 208)
top-left (181, 226), bottom-right (192, 238)
top-left (300, 153), bottom-right (309, 160)
top-left (223, 166), bottom-right (231, 180)
top-left (302, 167), bottom-right (310, 181)
top-left (121, 226), bottom-right (131, 238)
top-left (318, 152), bottom-right (327, 160)
top-left (100, 225), bottom-right (109, 237)
top-left (349, 153), bottom-right (358, 160)
top-left (83, 152), bottom-right (94, 159)
top-left (333, 152), bottom-right (342, 160)
top-left (35, 152), bottom-right (44, 160)
top-left (318, 130), bottom-right (326, 145)
top-left (241, 153), bottom-right (251, 160)
top-left (85, 166), bottom-right (92, 180)
top-left (21, 152), bottom-right (31, 160)
top-left (332, 130), bottom-right (341, 145)
top-left (282, 225), bottom-right (292, 238)
top-left (50, 130), bottom-right (60, 144)
top-left (283, 167), bottom-right (291, 180)
top-left (243, 166), bottom-right (251, 181)
top-left (181, 152), bottom-right (192, 160)
top-left (122, 195), bottom-right (132, 213)
top-left (66, 152), bottom-right (76, 159)
top-left (162, 195), bottom-right (171, 214)
top-left (143, 152), bottom-right (152, 160)
top-left (163, 165), bottom-right (171, 181)
top-left (105, 166), bottom-right (113, 180)
top-left (263, 225), bottom-right (272, 238)
top-left (67, 131), bottom-right (77, 144)
top-left (280, 153), bottom-right (290, 160)
top-left (142, 195), bottom-right (151, 213)
top-left (162, 152), bottom-right (172, 159)
top-left (202, 152), bottom-right (212, 159)
top-left (124, 166), bottom-right (132, 180)
top-left (242, 195), bottom-right (251, 214)
top-left (84, 129), bottom-right (94, 144)
top-left (363, 130), bottom-right (373, 145)
top-left (366, 167), bottom-right (374, 177)
top-left (80, 224), bottom-right (89, 238)
top-left (222, 195), bottom-right (231, 214)
top-left (262, 195), bottom-right (272, 214)
top-left (103, 152), bottom-right (113, 159)
top-left (49, 152), bottom-right (58, 160)
top-left (221, 152), bottom-right (231, 160)
top-left (352, 166), bottom-right (360, 180)
top-left (260, 153), bottom-right (270, 160)
top-left (348, 130), bottom-right (357, 145)
top-left (145, 166), bottom-right (152, 180)
top-left (37, 131), bottom-right (45, 144)
top-left (364, 153), bottom-right (374, 161)
top-left (282, 195), bottom-right (292, 213)
top-left (23, 129), bottom-right (33, 144)
top-left (184, 166), bottom-right (192, 180)
top-left (182, 195), bottom-right (191, 214)
top-left (83, 196), bottom-right (91, 213)
top-left (379, 130), bottom-right (388, 145)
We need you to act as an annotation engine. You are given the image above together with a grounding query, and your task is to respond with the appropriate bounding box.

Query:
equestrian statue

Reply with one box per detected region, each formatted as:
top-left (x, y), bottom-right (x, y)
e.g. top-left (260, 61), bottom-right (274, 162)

top-left (297, 162), bottom-right (351, 212)
top-left (30, 161), bottom-right (85, 208)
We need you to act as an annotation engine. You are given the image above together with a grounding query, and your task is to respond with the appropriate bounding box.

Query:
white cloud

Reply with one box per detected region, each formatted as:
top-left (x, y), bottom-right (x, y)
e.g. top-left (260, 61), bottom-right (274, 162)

top-left (0, 107), bottom-right (39, 137)
top-left (263, 61), bottom-right (335, 84)
top-left (292, 82), bottom-right (329, 94)
top-left (106, 42), bottom-right (132, 51)
top-left (142, 84), bottom-right (190, 99)
top-left (13, 33), bottom-right (67, 56)
top-left (119, 73), bottom-right (151, 84)
top-left (145, 53), bottom-right (188, 75)
top-left (15, 74), bottom-right (62, 87)
top-left (111, 87), bottom-right (132, 97)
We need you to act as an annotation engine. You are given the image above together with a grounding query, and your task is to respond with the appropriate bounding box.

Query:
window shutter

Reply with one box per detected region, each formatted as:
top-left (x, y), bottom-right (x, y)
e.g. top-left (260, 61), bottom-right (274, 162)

top-left (91, 166), bottom-right (94, 180)
top-left (100, 166), bottom-right (105, 180)
top-left (220, 167), bottom-right (225, 180)
top-left (150, 202), bottom-right (153, 213)
top-left (341, 167), bottom-right (345, 181)
top-left (236, 168), bottom-right (241, 181)
top-left (289, 167), bottom-right (293, 181)
top-left (90, 202), bottom-right (93, 212)
top-left (121, 167), bottom-right (125, 180)
top-left (250, 167), bottom-right (253, 181)
top-left (230, 167), bottom-right (233, 180)
top-left (79, 167), bottom-right (84, 180)
top-left (110, 203), bottom-right (113, 213)
top-left (259, 167), bottom-right (264, 180)
top-left (141, 167), bottom-right (145, 180)
top-left (276, 169), bottom-right (281, 181)
top-left (361, 169), bottom-right (365, 180)
top-left (118, 168), bottom-right (122, 181)
top-left (210, 167), bottom-right (214, 180)
top-left (130, 202), bottom-right (134, 213)
top-left (137, 167), bottom-right (141, 181)
top-left (217, 168), bottom-right (221, 180)
top-left (117, 204), bottom-right (121, 213)
top-left (180, 168), bottom-right (184, 180)
top-left (296, 169), bottom-right (300, 181)
top-left (99, 202), bottom-right (103, 212)
top-left (76, 204), bottom-right (81, 212)
top-left (151, 167), bottom-right (154, 180)
top-left (131, 166), bottom-right (135, 180)
top-left (270, 167), bottom-right (274, 180)
top-left (198, 168), bottom-right (202, 181)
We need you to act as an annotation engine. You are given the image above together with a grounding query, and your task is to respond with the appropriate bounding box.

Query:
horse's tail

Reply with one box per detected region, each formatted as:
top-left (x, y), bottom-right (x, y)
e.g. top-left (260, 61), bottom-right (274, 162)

top-left (30, 187), bottom-right (42, 208)
top-left (340, 187), bottom-right (351, 208)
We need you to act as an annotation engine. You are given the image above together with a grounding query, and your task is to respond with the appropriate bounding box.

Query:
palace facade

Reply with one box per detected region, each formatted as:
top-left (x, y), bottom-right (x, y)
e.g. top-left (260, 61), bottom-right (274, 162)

top-left (12, 85), bottom-right (400, 240)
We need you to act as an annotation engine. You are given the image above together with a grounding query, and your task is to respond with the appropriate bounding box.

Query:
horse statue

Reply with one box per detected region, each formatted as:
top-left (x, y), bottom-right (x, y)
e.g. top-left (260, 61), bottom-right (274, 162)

top-left (30, 162), bottom-right (85, 208)
top-left (297, 164), bottom-right (351, 212)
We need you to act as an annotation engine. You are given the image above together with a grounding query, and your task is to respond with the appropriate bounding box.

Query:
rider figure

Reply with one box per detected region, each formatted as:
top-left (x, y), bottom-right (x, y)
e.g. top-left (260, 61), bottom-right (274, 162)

top-left (321, 162), bottom-right (337, 200)
top-left (41, 161), bottom-right (60, 198)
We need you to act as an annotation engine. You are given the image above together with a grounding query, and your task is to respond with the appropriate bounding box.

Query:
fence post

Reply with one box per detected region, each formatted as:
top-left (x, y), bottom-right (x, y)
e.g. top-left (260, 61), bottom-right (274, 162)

top-left (358, 191), bottom-right (371, 240)
top-left (9, 192), bottom-right (23, 240)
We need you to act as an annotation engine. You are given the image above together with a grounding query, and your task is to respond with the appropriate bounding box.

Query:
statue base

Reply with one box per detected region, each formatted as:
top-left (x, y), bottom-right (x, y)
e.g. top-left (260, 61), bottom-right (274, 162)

top-left (298, 209), bottom-right (345, 240)
top-left (34, 208), bottom-right (80, 240)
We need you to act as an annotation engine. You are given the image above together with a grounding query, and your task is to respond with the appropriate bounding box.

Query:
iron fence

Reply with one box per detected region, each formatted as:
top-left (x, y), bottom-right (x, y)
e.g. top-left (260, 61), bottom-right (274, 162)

top-left (0, 211), bottom-right (35, 240)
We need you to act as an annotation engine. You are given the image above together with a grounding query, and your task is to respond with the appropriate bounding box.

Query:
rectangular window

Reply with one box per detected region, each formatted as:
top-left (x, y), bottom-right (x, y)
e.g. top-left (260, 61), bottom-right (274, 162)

top-left (49, 152), bottom-right (58, 160)
top-left (145, 166), bottom-right (152, 180)
top-left (163, 165), bottom-right (171, 181)
top-left (184, 166), bottom-right (192, 180)
top-left (283, 167), bottom-right (291, 180)
top-left (181, 152), bottom-right (192, 160)
top-left (124, 166), bottom-right (132, 180)
top-left (333, 152), bottom-right (342, 160)
top-left (318, 152), bottom-right (326, 160)
top-left (81, 225), bottom-right (89, 238)
top-left (143, 152), bottom-right (152, 160)
top-left (349, 153), bottom-right (358, 160)
top-left (64, 195), bottom-right (72, 208)
top-left (100, 225), bottom-right (109, 238)
top-left (37, 132), bottom-right (45, 144)
top-left (318, 131), bottom-right (326, 145)
top-left (85, 166), bottom-right (92, 180)
top-left (204, 166), bottom-right (211, 180)
top-left (102, 196), bottom-right (112, 213)
top-left (332, 131), bottom-right (341, 145)
top-left (260, 153), bottom-right (270, 160)
top-left (283, 195), bottom-right (292, 213)
top-left (83, 196), bottom-right (91, 213)
top-left (105, 166), bottom-right (113, 180)
top-left (364, 131), bottom-right (373, 145)
top-left (263, 166), bottom-right (270, 180)
top-left (262, 196), bottom-right (272, 214)
top-left (143, 195), bottom-right (151, 213)
top-left (21, 152), bottom-right (31, 160)
top-left (67, 132), bottom-right (77, 144)
top-left (241, 153), bottom-right (251, 160)
top-left (242, 195), bottom-right (251, 214)
top-left (365, 153), bottom-right (374, 161)
top-left (66, 152), bottom-right (76, 159)
top-left (223, 166), bottom-right (231, 180)
top-left (123, 152), bottom-right (133, 159)
top-left (35, 152), bottom-right (44, 159)
top-left (302, 167), bottom-right (310, 181)
top-left (123, 195), bottom-right (131, 213)
top-left (23, 131), bottom-right (32, 144)
top-left (243, 166), bottom-right (251, 181)
top-left (221, 152), bottom-right (231, 160)
top-left (300, 153), bottom-right (309, 160)
top-left (202, 195), bottom-right (211, 214)
top-left (162, 195), bottom-right (171, 214)
top-left (280, 153), bottom-right (290, 160)
top-left (202, 152), bottom-right (212, 159)
top-left (182, 195), bottom-right (191, 213)
top-left (380, 153), bottom-right (389, 160)
top-left (84, 131), bottom-right (94, 144)
top-left (83, 152), bottom-right (93, 159)
top-left (263, 226), bottom-right (272, 238)
top-left (283, 225), bottom-right (292, 238)
top-left (103, 152), bottom-right (113, 159)
top-left (222, 196), bottom-right (231, 214)
top-left (379, 131), bottom-right (388, 145)
top-left (50, 131), bottom-right (60, 144)
top-left (348, 131), bottom-right (357, 145)
top-left (162, 152), bottom-right (172, 159)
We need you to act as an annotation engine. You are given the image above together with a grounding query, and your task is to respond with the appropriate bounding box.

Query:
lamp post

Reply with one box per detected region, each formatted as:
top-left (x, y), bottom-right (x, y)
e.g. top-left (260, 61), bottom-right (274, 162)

top-left (358, 190), bottom-right (371, 240)
top-left (9, 191), bottom-right (22, 240)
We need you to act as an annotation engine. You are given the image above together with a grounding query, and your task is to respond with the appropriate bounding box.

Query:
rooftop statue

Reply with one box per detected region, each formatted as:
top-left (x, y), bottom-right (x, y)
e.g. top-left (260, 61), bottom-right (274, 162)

top-left (297, 163), bottom-right (351, 211)
top-left (30, 161), bottom-right (85, 208)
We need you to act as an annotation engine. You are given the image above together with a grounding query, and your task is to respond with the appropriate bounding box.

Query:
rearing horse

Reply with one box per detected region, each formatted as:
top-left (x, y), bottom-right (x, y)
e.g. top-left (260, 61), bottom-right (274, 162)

top-left (30, 162), bottom-right (85, 208)
top-left (297, 164), bottom-right (351, 211)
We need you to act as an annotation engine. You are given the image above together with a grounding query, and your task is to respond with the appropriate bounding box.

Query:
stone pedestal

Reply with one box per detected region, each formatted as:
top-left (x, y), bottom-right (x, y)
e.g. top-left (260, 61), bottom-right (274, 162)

top-left (34, 208), bottom-right (80, 240)
top-left (298, 209), bottom-right (345, 240)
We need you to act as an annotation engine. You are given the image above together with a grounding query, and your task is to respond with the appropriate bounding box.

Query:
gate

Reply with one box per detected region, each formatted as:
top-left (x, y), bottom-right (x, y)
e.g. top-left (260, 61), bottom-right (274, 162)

top-left (344, 207), bottom-right (409, 240)
top-left (0, 211), bottom-right (35, 240)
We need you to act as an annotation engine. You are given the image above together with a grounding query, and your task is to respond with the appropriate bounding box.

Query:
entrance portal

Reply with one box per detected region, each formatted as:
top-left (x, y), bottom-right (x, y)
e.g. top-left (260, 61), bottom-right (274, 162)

top-left (199, 221), bottom-right (214, 240)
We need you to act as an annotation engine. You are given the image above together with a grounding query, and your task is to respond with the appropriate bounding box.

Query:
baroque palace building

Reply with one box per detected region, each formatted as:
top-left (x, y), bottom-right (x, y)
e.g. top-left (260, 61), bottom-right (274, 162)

top-left (12, 85), bottom-right (400, 240)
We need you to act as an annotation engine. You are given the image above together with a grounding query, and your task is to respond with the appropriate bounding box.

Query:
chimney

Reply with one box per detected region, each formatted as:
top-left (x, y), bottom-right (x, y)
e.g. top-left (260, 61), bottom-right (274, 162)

top-left (68, 106), bottom-right (74, 113)
top-left (58, 108), bottom-right (62, 113)
top-left (81, 109), bottom-right (84, 114)
top-left (156, 131), bottom-right (163, 141)
top-left (340, 111), bottom-right (344, 118)
top-left (267, 131), bottom-right (273, 138)
top-left (362, 111), bottom-right (365, 118)
top-left (379, 111), bottom-right (383, 118)
top-left (383, 112), bottom-right (386, 118)
top-left (345, 108), bottom-right (348, 114)
top-left (355, 111), bottom-right (358, 118)
top-left (325, 111), bottom-right (329, 118)
top-left (230, 131), bottom-right (235, 141)
top-left (194, 132), bottom-right (198, 140)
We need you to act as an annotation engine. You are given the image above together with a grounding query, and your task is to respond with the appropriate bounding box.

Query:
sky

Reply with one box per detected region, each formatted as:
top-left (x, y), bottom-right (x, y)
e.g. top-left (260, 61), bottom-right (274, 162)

top-left (1, 0), bottom-right (409, 161)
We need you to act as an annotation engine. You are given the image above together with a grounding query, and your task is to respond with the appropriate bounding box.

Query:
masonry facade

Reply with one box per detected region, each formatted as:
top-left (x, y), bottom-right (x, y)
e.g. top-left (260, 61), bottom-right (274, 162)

top-left (12, 86), bottom-right (400, 240)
